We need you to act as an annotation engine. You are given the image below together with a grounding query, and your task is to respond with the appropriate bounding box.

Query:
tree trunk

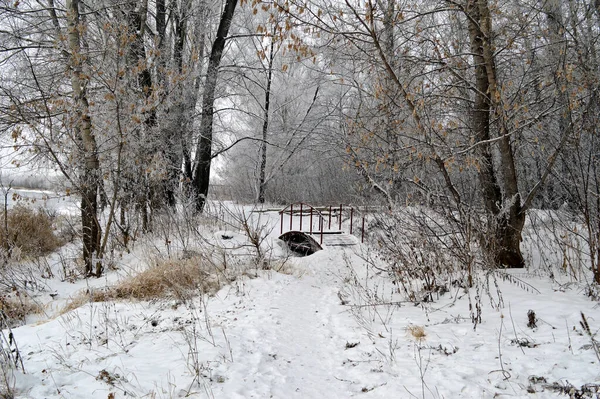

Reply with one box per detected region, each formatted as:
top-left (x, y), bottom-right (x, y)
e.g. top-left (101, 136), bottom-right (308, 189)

top-left (493, 201), bottom-right (526, 268)
top-left (156, 0), bottom-right (166, 39)
top-left (126, 0), bottom-right (157, 229)
top-left (467, 0), bottom-right (525, 268)
top-left (192, 0), bottom-right (238, 212)
top-left (183, 4), bottom-right (209, 186)
top-left (465, 0), bottom-right (502, 217)
top-left (380, 0), bottom-right (404, 200)
top-left (258, 38), bottom-right (275, 204)
top-left (67, 0), bottom-right (101, 276)
top-left (155, 0), bottom-right (177, 207)
top-left (162, 0), bottom-right (188, 207)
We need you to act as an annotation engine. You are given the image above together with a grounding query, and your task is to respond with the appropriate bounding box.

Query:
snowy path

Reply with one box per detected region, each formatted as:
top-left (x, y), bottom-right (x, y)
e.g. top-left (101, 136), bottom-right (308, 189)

top-left (209, 252), bottom-right (368, 398)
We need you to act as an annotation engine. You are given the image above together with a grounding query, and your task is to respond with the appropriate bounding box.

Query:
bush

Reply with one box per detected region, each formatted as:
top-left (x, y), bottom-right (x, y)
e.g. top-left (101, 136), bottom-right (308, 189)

top-left (0, 205), bottom-right (62, 257)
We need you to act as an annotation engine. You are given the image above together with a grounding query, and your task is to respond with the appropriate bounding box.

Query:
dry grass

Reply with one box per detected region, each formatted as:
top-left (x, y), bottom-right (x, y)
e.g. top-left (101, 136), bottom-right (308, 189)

top-left (0, 293), bottom-right (43, 327)
top-left (406, 325), bottom-right (427, 341)
top-left (0, 205), bottom-right (62, 257)
top-left (61, 293), bottom-right (89, 315)
top-left (62, 256), bottom-right (223, 312)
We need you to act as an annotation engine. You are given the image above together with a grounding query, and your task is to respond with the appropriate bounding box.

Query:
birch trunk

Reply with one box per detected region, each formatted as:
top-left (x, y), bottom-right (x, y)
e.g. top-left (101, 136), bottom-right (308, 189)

top-left (66, 0), bottom-right (101, 276)
top-left (258, 38), bottom-right (275, 204)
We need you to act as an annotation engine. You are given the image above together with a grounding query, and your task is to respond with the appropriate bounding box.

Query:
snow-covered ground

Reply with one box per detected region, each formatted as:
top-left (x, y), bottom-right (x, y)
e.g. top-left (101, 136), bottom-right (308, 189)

top-left (1, 188), bottom-right (79, 215)
top-left (3, 203), bottom-right (600, 398)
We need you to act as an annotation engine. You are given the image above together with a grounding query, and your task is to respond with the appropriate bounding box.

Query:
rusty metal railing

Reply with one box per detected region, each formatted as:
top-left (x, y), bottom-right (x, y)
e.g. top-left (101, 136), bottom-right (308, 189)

top-left (278, 203), bottom-right (366, 243)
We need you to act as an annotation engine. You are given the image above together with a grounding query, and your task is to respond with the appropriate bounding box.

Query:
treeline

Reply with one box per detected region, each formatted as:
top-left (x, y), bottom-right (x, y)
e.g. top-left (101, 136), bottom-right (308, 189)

top-left (0, 0), bottom-right (599, 278)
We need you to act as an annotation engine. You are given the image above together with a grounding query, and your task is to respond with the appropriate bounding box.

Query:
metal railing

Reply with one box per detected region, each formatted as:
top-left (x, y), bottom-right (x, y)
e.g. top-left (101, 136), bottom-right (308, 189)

top-left (278, 203), bottom-right (366, 243)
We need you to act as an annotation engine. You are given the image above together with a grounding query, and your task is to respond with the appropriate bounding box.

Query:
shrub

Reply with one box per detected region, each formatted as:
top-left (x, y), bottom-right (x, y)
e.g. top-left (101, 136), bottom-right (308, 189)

top-left (0, 205), bottom-right (61, 257)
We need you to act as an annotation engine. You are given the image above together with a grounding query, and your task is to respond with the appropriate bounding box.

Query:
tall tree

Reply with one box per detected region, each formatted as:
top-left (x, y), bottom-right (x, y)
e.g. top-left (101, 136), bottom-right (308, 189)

top-left (257, 29), bottom-right (276, 204)
top-left (192, 0), bottom-right (239, 212)
top-left (66, 0), bottom-right (102, 275)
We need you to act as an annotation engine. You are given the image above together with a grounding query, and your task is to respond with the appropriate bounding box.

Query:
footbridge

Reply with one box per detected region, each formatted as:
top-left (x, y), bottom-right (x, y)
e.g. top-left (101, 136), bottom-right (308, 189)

top-left (277, 203), bottom-right (365, 253)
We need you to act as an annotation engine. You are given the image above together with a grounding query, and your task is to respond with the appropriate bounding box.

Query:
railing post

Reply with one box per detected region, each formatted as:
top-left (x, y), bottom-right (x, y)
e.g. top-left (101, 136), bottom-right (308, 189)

top-left (310, 208), bottom-right (313, 234)
top-left (300, 203), bottom-right (303, 231)
top-left (328, 205), bottom-right (332, 229)
top-left (361, 217), bottom-right (365, 243)
top-left (280, 211), bottom-right (283, 235)
top-left (350, 207), bottom-right (354, 234)
top-left (289, 203), bottom-right (293, 231)
top-left (338, 204), bottom-right (343, 230)
top-left (320, 216), bottom-right (323, 244)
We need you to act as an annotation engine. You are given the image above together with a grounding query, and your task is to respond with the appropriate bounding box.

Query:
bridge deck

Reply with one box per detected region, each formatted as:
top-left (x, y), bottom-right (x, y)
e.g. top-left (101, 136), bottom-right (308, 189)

top-left (307, 232), bottom-right (358, 246)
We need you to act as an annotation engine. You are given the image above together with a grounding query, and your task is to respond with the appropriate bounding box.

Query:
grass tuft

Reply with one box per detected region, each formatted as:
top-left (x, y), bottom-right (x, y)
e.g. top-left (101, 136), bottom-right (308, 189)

top-left (0, 205), bottom-right (62, 257)
top-left (406, 325), bottom-right (427, 341)
top-left (62, 255), bottom-right (222, 311)
top-left (0, 293), bottom-right (43, 327)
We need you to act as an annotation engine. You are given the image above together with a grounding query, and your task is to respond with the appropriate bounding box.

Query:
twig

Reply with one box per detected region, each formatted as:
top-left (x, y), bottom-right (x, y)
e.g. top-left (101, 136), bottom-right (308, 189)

top-left (580, 312), bottom-right (600, 362)
top-left (496, 314), bottom-right (511, 380)
top-left (508, 304), bottom-right (525, 355)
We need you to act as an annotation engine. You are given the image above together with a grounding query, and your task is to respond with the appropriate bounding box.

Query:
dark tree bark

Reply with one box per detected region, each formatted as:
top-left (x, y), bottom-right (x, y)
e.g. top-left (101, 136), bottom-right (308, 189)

top-left (156, 0), bottom-right (166, 39)
top-left (160, 0), bottom-right (189, 207)
top-left (192, 0), bottom-right (238, 212)
top-left (125, 0), bottom-right (155, 230)
top-left (154, 0), bottom-right (180, 207)
top-left (466, 0), bottom-right (525, 267)
top-left (183, 5), bottom-right (209, 185)
top-left (466, 1), bottom-right (502, 217)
